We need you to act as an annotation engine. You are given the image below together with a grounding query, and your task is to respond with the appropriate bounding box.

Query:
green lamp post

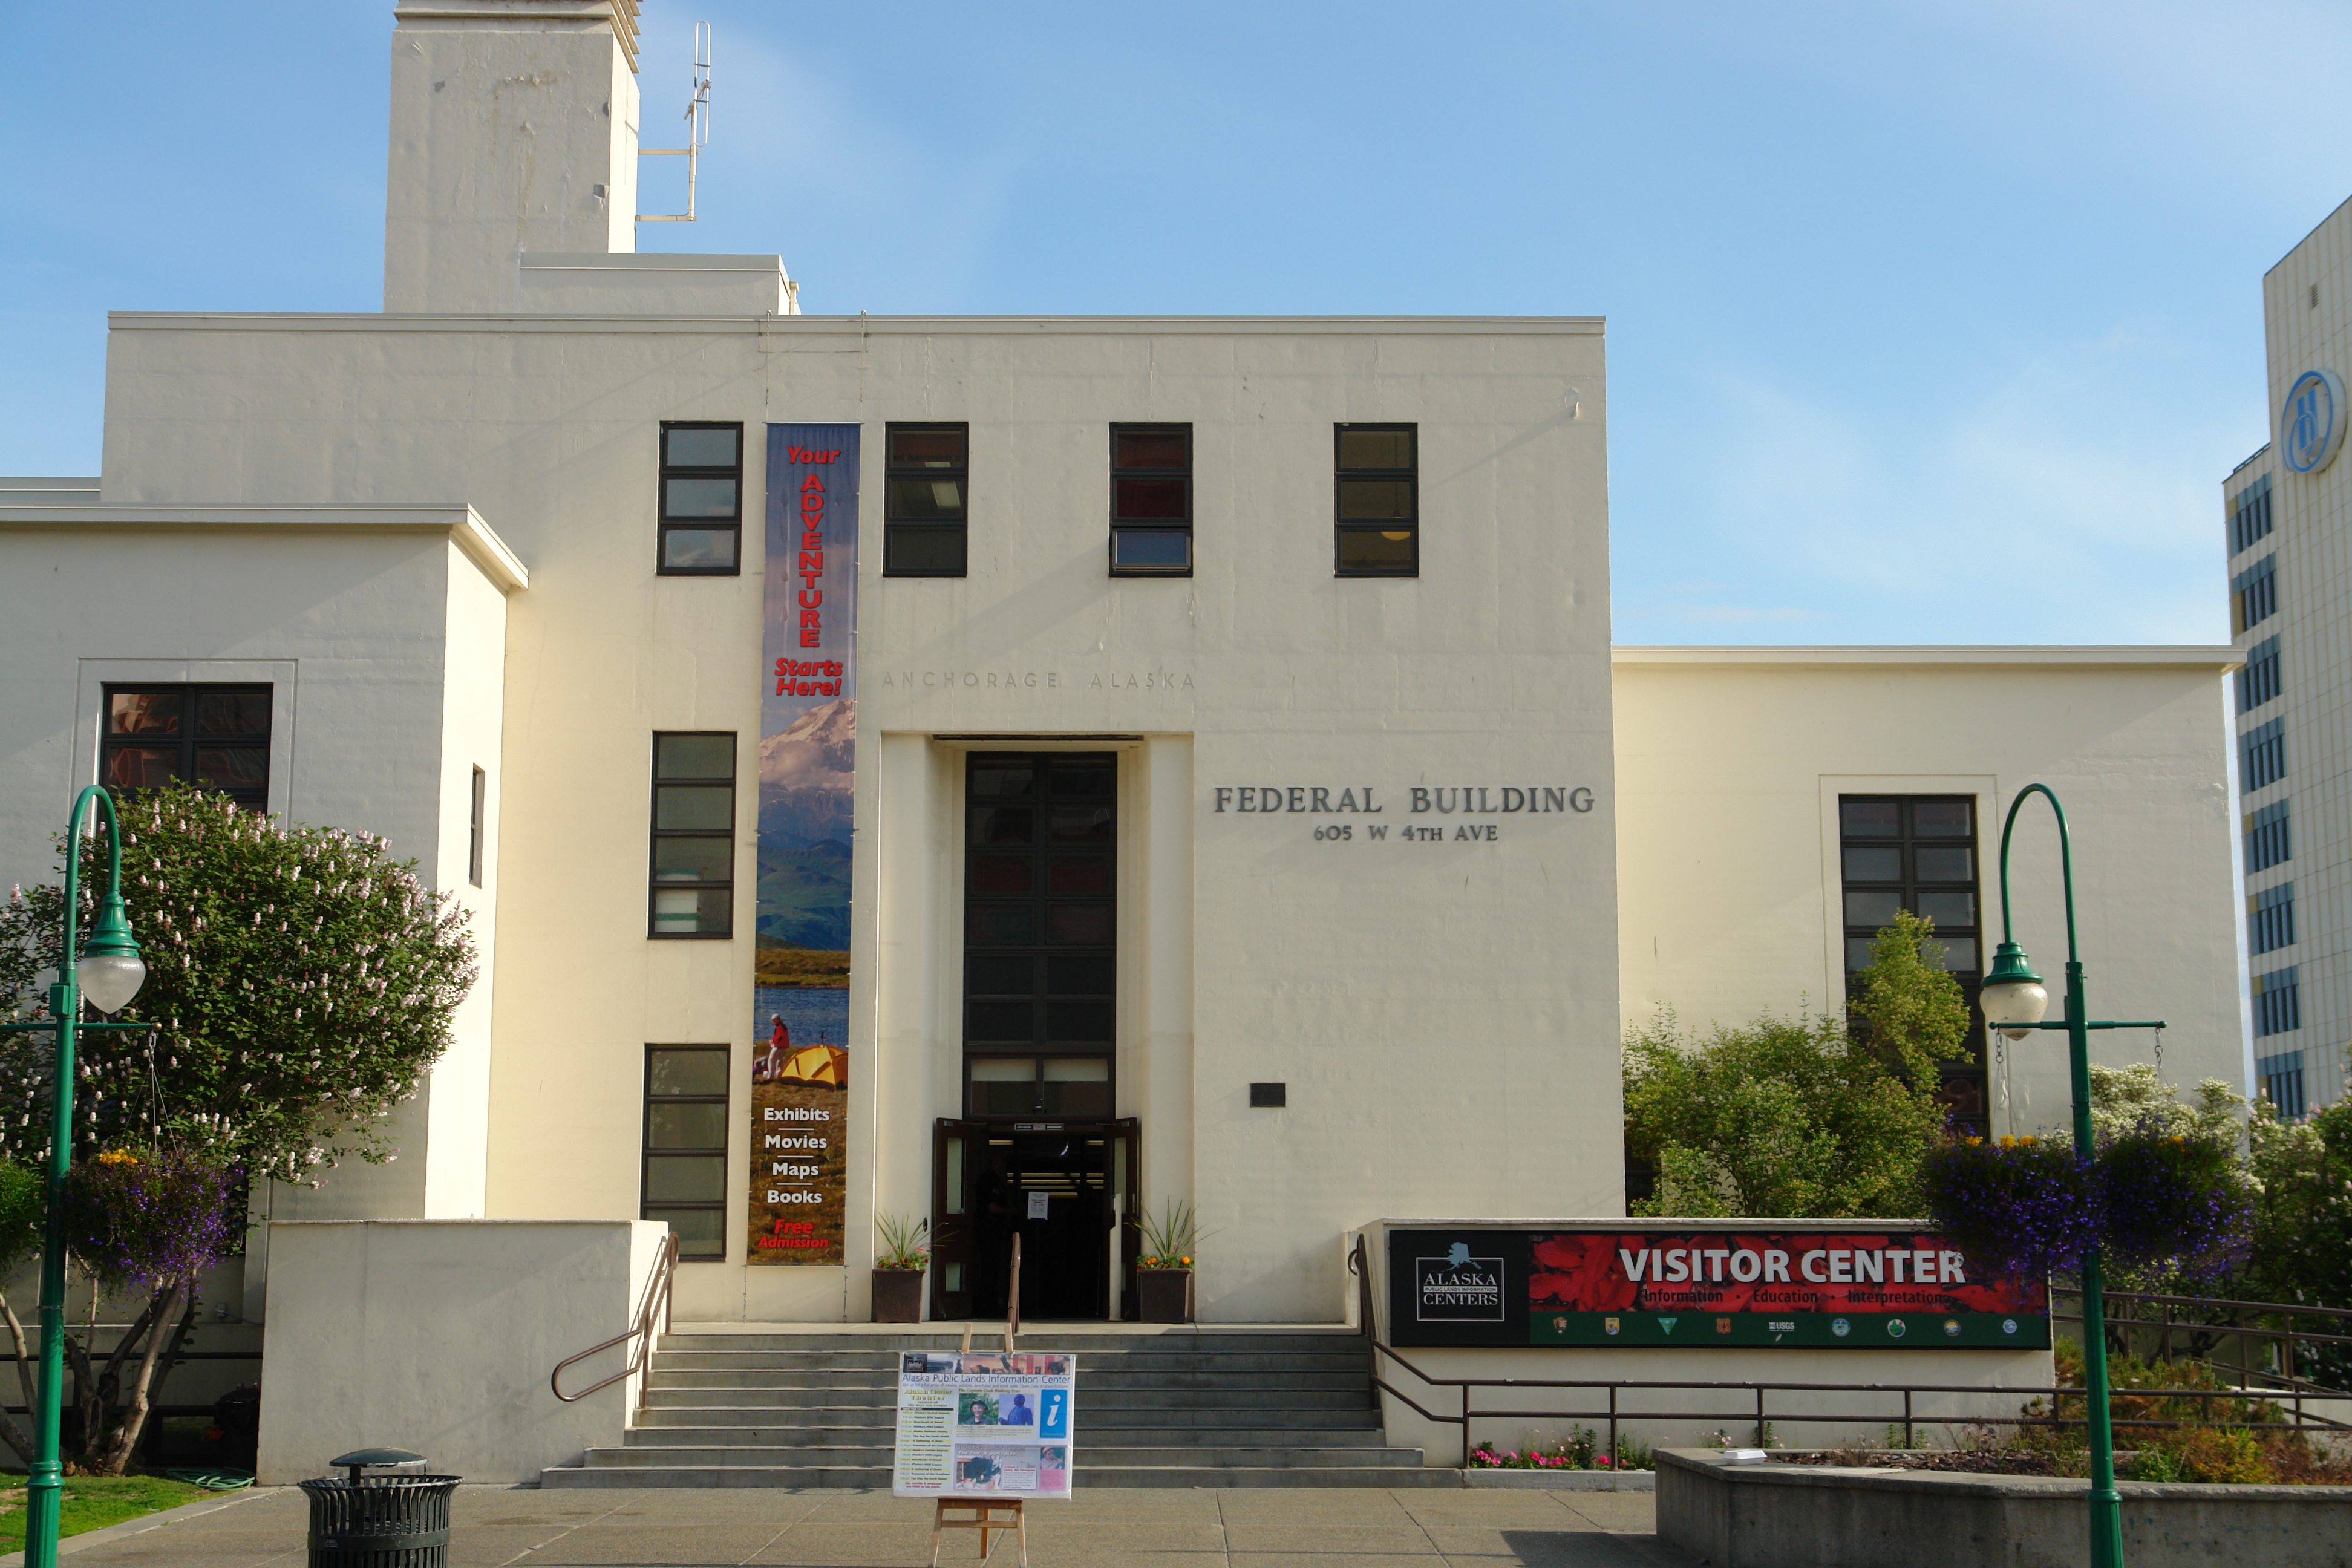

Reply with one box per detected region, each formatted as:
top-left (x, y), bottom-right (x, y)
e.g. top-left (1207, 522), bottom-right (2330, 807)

top-left (1978, 783), bottom-right (2167, 1568)
top-left (17, 786), bottom-right (146, 1568)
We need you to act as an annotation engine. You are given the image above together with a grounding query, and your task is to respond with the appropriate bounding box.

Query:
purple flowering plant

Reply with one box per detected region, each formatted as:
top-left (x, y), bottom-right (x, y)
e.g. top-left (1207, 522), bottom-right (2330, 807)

top-left (2097, 1116), bottom-right (2254, 1283)
top-left (62, 1144), bottom-right (241, 1291)
top-left (1920, 1133), bottom-right (2100, 1279)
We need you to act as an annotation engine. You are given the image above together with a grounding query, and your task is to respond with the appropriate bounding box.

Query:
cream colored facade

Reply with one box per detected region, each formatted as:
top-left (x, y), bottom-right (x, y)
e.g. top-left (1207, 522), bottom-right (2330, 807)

top-left (0, 1), bottom-right (2252, 1346)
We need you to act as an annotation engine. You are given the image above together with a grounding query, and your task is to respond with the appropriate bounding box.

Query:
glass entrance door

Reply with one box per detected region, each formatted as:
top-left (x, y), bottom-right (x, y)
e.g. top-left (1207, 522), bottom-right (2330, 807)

top-left (932, 1118), bottom-right (1137, 1321)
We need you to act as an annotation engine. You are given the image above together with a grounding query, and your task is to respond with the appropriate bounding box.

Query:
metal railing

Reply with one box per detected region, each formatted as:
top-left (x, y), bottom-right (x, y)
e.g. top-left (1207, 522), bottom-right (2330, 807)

top-left (550, 1230), bottom-right (680, 1405)
top-left (1345, 1235), bottom-right (2350, 1467)
top-left (2054, 1284), bottom-right (2352, 1397)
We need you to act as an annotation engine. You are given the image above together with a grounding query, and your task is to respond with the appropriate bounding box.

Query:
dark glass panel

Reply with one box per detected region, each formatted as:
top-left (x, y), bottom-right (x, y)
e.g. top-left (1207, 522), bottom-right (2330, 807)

top-left (1045, 955), bottom-right (1115, 996)
top-left (663, 475), bottom-right (739, 518)
top-left (1047, 855), bottom-right (1113, 893)
top-left (645, 1155), bottom-right (727, 1203)
top-left (1934, 936), bottom-right (1978, 972)
top-left (1039, 1079), bottom-right (1112, 1117)
top-left (1050, 806), bottom-right (1114, 844)
top-left (1051, 762), bottom-right (1114, 799)
top-left (968, 855), bottom-right (1033, 893)
top-left (971, 806), bottom-right (1034, 844)
top-left (195, 748), bottom-right (268, 789)
top-left (664, 426), bottom-right (739, 468)
top-left (104, 748), bottom-right (178, 789)
top-left (1914, 891), bottom-right (1975, 929)
top-left (1916, 846), bottom-right (1974, 882)
top-left (966, 1002), bottom-right (1034, 1042)
top-left (1844, 936), bottom-right (1877, 972)
top-left (884, 526), bottom-right (967, 574)
top-left (1336, 529), bottom-right (1413, 571)
top-left (195, 691), bottom-right (270, 735)
top-left (656, 784), bottom-right (733, 831)
top-left (1843, 889), bottom-right (1904, 929)
top-left (1913, 801), bottom-right (1972, 836)
top-left (890, 426), bottom-right (965, 466)
top-left (645, 1206), bottom-right (725, 1252)
top-left (647, 1103), bottom-right (728, 1149)
top-left (108, 693), bottom-right (180, 734)
top-left (887, 476), bottom-right (965, 519)
top-left (1111, 531), bottom-right (1191, 570)
top-left (658, 734), bottom-right (736, 779)
top-left (1046, 903), bottom-right (1114, 944)
top-left (1934, 1076), bottom-right (1986, 1117)
top-left (969, 763), bottom-right (1035, 799)
top-left (1045, 1001), bottom-right (1114, 1042)
top-left (1840, 800), bottom-right (1898, 837)
top-left (964, 956), bottom-right (1033, 996)
top-left (1113, 477), bottom-right (1187, 520)
top-left (651, 837), bottom-right (731, 883)
top-left (661, 529), bottom-right (739, 570)
top-left (1114, 430), bottom-right (1189, 469)
top-left (968, 904), bottom-right (1034, 944)
top-left (1338, 428), bottom-right (1413, 470)
top-left (1842, 846), bottom-right (1900, 882)
top-left (649, 1049), bottom-right (729, 1096)
top-left (973, 1079), bottom-right (1039, 1116)
top-left (1338, 478), bottom-right (1413, 520)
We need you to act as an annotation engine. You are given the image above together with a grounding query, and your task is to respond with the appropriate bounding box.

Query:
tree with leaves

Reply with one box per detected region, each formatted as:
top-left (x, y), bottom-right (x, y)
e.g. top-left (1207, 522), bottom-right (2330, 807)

top-left (0, 780), bottom-right (476, 1471)
top-left (1623, 910), bottom-right (1971, 1218)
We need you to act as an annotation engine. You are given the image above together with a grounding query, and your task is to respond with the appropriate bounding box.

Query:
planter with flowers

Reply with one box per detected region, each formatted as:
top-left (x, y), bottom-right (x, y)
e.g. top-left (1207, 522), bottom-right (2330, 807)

top-left (1137, 1200), bottom-right (1197, 1324)
top-left (872, 1212), bottom-right (929, 1323)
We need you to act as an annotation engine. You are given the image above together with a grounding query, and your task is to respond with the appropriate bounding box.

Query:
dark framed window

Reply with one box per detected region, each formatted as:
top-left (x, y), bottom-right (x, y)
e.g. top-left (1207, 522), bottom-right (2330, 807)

top-left (1108, 425), bottom-right (1192, 575)
top-left (650, 732), bottom-right (735, 938)
top-left (964, 753), bottom-right (1116, 1117)
top-left (2258, 1050), bottom-right (2307, 1120)
top-left (2253, 966), bottom-right (2300, 1038)
top-left (2244, 717), bottom-right (2286, 792)
top-left (2230, 472), bottom-right (2273, 555)
top-left (2238, 635), bottom-right (2281, 713)
top-left (644, 1045), bottom-right (728, 1260)
top-left (2247, 800), bottom-right (2291, 872)
top-left (1334, 424), bottom-right (1418, 576)
top-left (2232, 554), bottom-right (2276, 633)
top-left (657, 422), bottom-right (743, 575)
top-left (884, 423), bottom-right (968, 576)
top-left (1839, 795), bottom-right (1985, 1132)
top-left (468, 766), bottom-right (486, 887)
top-left (101, 685), bottom-right (272, 811)
top-left (2250, 882), bottom-right (2295, 956)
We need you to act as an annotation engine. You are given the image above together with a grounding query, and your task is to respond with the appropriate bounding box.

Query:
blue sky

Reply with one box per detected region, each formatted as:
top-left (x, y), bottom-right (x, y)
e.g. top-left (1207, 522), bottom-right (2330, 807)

top-left (6, 2), bottom-right (2349, 644)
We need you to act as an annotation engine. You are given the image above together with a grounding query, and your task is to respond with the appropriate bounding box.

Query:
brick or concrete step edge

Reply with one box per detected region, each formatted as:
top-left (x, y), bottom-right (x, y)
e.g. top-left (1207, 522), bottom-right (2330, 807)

top-left (541, 1466), bottom-right (895, 1489)
top-left (0, 1483), bottom-right (281, 1568)
top-left (1075, 1466), bottom-right (1461, 1489)
top-left (586, 1446), bottom-right (1426, 1470)
top-left (1462, 1468), bottom-right (1656, 1491)
top-left (625, 1425), bottom-right (1394, 1448)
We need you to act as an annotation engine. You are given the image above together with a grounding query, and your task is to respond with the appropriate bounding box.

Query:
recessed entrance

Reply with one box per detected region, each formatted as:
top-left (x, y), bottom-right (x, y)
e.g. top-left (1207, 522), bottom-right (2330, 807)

top-left (933, 1119), bottom-right (1138, 1320)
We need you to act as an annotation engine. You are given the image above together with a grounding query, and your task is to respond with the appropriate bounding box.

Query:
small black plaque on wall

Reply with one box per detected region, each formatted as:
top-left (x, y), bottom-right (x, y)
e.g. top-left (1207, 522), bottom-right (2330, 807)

top-left (1249, 1082), bottom-right (1287, 1108)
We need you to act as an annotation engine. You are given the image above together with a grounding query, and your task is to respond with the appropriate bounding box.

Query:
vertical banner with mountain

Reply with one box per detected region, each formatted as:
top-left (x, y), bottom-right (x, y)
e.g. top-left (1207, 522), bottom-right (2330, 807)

top-left (750, 423), bottom-right (858, 1265)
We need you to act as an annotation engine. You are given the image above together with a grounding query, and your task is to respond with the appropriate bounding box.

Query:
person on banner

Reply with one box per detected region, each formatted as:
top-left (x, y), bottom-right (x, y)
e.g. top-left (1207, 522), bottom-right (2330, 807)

top-left (757, 1014), bottom-right (789, 1083)
top-left (1001, 1393), bottom-right (1034, 1426)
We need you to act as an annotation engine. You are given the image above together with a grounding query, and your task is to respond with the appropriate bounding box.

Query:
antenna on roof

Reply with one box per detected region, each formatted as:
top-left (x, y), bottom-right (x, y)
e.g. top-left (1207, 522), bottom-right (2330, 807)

top-left (637, 21), bottom-right (711, 223)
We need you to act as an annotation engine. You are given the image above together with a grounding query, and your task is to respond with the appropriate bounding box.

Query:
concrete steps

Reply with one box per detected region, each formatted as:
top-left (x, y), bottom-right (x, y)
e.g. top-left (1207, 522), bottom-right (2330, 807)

top-left (539, 1327), bottom-right (1438, 1489)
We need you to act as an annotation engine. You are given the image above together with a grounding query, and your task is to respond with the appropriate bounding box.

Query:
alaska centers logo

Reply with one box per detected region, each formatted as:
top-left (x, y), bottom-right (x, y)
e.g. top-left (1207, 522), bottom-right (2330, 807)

top-left (1414, 1242), bottom-right (1504, 1322)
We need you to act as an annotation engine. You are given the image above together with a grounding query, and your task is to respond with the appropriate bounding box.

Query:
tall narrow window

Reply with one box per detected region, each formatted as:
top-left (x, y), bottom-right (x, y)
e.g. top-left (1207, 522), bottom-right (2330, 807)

top-left (2253, 966), bottom-right (2300, 1038)
top-left (643, 1045), bottom-right (729, 1260)
top-left (2238, 635), bottom-right (2282, 712)
top-left (884, 423), bottom-right (968, 576)
top-left (658, 422), bottom-right (743, 575)
top-left (1839, 795), bottom-right (1985, 1133)
top-left (650, 732), bottom-right (735, 938)
top-left (2232, 554), bottom-right (2276, 633)
top-left (2243, 717), bottom-right (2287, 792)
top-left (102, 685), bottom-right (272, 811)
top-left (2258, 1050), bottom-right (2307, 1120)
top-left (2230, 472), bottom-right (2273, 555)
top-left (2250, 882), bottom-right (2295, 955)
top-left (1334, 424), bottom-right (1418, 576)
top-left (468, 766), bottom-right (486, 887)
top-left (2246, 800), bottom-right (2292, 872)
top-left (1108, 425), bottom-right (1192, 575)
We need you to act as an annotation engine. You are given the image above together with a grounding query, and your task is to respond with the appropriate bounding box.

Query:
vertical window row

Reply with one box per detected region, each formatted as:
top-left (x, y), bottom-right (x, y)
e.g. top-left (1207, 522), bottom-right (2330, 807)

top-left (1334, 425), bottom-right (1418, 575)
top-left (2232, 554), bottom-right (2277, 633)
top-left (2230, 472), bottom-right (2273, 555)
top-left (2238, 635), bottom-right (2282, 712)
top-left (1838, 795), bottom-right (1985, 1132)
top-left (2253, 965), bottom-right (2301, 1037)
top-left (2249, 882), bottom-right (2295, 955)
top-left (101, 685), bottom-right (273, 811)
top-left (2243, 717), bottom-right (2287, 792)
top-left (642, 1045), bottom-right (728, 1259)
top-left (657, 422), bottom-right (744, 575)
top-left (649, 732), bottom-right (736, 938)
top-left (883, 422), bottom-right (969, 576)
top-left (2258, 1050), bottom-right (2308, 1120)
top-left (2246, 800), bottom-right (2292, 872)
top-left (1108, 425), bottom-right (1192, 575)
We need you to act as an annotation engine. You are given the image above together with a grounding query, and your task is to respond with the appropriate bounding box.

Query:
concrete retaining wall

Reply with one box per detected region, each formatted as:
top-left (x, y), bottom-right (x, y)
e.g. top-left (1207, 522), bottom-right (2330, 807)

top-left (1656, 1447), bottom-right (2352, 1568)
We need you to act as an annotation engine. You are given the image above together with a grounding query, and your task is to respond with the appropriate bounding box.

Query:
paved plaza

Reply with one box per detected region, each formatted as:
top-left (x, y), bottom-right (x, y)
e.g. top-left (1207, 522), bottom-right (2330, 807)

top-left (14, 1484), bottom-right (1702, 1568)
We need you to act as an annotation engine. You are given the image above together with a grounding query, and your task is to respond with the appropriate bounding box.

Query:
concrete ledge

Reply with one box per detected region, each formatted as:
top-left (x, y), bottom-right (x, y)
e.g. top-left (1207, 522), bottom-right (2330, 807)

top-left (1656, 1446), bottom-right (2352, 1568)
top-left (1462, 1467), bottom-right (1655, 1491)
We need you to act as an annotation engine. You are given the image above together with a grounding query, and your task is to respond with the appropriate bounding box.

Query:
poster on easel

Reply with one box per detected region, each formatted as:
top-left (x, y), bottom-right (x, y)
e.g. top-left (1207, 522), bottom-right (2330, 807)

top-left (892, 1352), bottom-right (1076, 1498)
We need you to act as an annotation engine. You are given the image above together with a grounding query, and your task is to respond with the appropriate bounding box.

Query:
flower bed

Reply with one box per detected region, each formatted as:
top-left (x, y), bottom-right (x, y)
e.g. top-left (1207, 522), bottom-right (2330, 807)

top-left (1465, 1426), bottom-right (1651, 1471)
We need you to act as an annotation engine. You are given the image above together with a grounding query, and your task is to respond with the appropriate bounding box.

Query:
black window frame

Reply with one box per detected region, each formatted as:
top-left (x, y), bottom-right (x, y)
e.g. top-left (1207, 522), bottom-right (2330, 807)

top-left (1108, 423), bottom-right (1193, 577)
top-left (2230, 473), bottom-right (2273, 556)
top-left (1334, 423), bottom-right (1419, 578)
top-left (2244, 717), bottom-right (2287, 792)
top-left (2238, 634), bottom-right (2282, 713)
top-left (642, 1044), bottom-right (730, 1261)
top-left (2247, 800), bottom-right (2292, 873)
top-left (1838, 794), bottom-right (1987, 1134)
top-left (883, 422), bottom-right (970, 577)
top-left (2253, 966), bottom-right (2301, 1039)
top-left (99, 683), bottom-right (273, 811)
top-left (468, 765), bottom-right (486, 887)
top-left (648, 731), bottom-right (737, 940)
top-left (2250, 881), bottom-right (2295, 956)
top-left (656, 420), bottom-right (745, 577)
top-left (2233, 554), bottom-right (2277, 634)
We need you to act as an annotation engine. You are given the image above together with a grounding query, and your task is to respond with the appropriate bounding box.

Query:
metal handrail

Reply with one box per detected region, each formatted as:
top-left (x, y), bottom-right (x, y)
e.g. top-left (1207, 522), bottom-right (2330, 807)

top-left (550, 1230), bottom-right (681, 1405)
top-left (2052, 1282), bottom-right (2352, 1395)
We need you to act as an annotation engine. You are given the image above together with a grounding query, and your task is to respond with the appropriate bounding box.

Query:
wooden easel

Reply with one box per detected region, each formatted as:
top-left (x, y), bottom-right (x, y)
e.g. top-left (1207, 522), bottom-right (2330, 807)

top-left (929, 1498), bottom-right (1025, 1566)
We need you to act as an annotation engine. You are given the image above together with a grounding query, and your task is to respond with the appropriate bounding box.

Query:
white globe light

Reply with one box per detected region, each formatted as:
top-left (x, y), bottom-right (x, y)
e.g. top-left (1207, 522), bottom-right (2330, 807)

top-left (77, 951), bottom-right (147, 1015)
top-left (1979, 978), bottom-right (2048, 1041)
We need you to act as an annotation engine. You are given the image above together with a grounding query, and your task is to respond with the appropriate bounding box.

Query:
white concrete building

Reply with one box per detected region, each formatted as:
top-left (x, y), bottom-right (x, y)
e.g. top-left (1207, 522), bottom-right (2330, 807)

top-left (2221, 195), bottom-right (2352, 1117)
top-left (0, 0), bottom-right (2248, 1434)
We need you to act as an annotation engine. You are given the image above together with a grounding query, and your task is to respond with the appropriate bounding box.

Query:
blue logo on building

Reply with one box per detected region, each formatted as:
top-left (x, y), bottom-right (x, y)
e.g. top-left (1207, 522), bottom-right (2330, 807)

top-left (2282, 370), bottom-right (2346, 474)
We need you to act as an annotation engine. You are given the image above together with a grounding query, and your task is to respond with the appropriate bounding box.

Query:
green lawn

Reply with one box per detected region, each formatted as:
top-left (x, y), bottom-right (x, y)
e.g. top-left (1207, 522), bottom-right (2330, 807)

top-left (0, 1475), bottom-right (209, 1551)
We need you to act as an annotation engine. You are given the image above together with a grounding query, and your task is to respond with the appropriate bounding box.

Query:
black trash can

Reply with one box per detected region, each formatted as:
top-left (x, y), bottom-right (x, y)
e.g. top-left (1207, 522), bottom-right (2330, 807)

top-left (296, 1448), bottom-right (460, 1567)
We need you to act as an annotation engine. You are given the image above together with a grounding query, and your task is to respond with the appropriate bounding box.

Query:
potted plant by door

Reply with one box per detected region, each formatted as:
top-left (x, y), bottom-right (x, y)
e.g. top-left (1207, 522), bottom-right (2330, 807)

top-left (1137, 1200), bottom-right (1197, 1324)
top-left (873, 1213), bottom-right (929, 1323)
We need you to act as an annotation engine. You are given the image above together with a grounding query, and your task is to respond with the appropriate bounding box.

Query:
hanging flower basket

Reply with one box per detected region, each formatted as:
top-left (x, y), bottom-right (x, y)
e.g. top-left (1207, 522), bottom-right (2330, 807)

top-left (62, 1145), bottom-right (241, 1289)
top-left (1921, 1135), bottom-right (2099, 1280)
top-left (2099, 1118), bottom-right (2255, 1281)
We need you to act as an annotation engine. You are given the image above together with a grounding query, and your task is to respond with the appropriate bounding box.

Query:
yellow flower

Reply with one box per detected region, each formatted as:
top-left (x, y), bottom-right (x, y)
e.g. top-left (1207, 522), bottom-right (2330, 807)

top-left (1180, 1256), bottom-right (1192, 1267)
top-left (2017, 1135), bottom-right (2038, 1146)
top-left (1997, 1135), bottom-right (2016, 1149)
top-left (96, 1149), bottom-right (138, 1167)
top-left (1963, 1137), bottom-right (1984, 1147)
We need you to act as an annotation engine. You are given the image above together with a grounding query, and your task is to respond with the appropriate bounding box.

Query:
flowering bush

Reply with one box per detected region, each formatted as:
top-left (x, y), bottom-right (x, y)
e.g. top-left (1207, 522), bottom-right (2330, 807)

top-left (1465, 1426), bottom-right (1650, 1470)
top-left (62, 1145), bottom-right (241, 1291)
top-left (1920, 1134), bottom-right (2099, 1279)
top-left (2099, 1116), bottom-right (2254, 1282)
